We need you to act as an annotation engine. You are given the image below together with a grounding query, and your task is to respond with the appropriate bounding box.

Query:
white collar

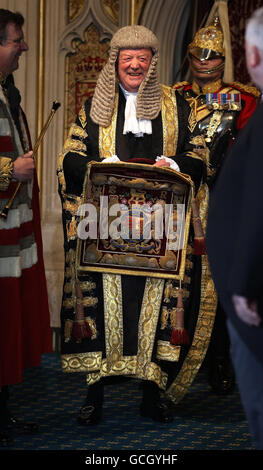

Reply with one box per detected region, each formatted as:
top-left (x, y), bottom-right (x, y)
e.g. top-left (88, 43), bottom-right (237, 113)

top-left (119, 84), bottom-right (152, 137)
top-left (119, 83), bottom-right (137, 100)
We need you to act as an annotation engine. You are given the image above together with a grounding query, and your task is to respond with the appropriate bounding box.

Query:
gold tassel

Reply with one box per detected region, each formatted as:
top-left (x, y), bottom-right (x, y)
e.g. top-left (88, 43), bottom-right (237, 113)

top-left (170, 287), bottom-right (189, 345)
top-left (86, 316), bottom-right (97, 340)
top-left (64, 319), bottom-right (73, 343)
top-left (71, 280), bottom-right (93, 341)
top-left (191, 198), bottom-right (206, 255)
top-left (164, 281), bottom-right (173, 303)
top-left (161, 306), bottom-right (169, 330)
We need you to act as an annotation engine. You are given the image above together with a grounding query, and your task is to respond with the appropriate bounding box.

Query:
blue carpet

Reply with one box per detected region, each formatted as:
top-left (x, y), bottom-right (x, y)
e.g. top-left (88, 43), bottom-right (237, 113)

top-left (3, 353), bottom-right (253, 452)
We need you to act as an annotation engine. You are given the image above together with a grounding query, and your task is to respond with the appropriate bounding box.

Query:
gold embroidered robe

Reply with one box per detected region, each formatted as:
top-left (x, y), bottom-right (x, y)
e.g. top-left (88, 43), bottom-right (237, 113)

top-left (57, 85), bottom-right (217, 403)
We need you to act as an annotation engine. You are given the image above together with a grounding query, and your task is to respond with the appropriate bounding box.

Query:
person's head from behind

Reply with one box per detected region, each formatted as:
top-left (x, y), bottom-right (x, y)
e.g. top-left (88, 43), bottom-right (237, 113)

top-left (245, 7), bottom-right (263, 91)
top-left (0, 9), bottom-right (28, 77)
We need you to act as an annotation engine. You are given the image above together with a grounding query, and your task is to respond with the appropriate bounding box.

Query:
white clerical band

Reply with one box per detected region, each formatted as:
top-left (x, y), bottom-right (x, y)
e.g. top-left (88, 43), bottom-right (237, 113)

top-left (120, 85), bottom-right (152, 137)
top-left (123, 94), bottom-right (152, 137)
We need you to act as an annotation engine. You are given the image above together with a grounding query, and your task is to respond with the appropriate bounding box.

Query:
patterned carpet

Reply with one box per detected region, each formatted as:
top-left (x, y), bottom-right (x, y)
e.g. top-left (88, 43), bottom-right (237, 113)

top-left (2, 353), bottom-right (253, 455)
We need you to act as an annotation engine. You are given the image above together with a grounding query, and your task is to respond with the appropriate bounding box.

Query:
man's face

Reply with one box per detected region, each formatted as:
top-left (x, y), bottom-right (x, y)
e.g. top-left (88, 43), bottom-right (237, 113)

top-left (118, 48), bottom-right (152, 92)
top-left (190, 54), bottom-right (224, 83)
top-left (0, 22), bottom-right (28, 76)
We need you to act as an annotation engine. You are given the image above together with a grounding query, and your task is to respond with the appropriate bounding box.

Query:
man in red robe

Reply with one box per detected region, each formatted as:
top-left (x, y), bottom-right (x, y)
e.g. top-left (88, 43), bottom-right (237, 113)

top-left (0, 9), bottom-right (52, 446)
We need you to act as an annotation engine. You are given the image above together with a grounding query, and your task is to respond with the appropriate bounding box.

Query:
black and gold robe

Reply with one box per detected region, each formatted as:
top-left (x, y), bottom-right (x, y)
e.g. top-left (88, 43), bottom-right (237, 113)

top-left (57, 84), bottom-right (217, 403)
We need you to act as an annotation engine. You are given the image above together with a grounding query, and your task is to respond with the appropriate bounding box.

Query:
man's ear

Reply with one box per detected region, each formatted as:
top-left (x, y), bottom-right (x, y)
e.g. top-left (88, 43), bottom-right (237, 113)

top-left (250, 45), bottom-right (261, 68)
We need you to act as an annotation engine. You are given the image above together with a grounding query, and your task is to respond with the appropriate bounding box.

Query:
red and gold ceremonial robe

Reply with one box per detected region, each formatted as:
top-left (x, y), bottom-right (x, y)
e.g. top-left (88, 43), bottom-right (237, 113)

top-left (0, 77), bottom-right (52, 387)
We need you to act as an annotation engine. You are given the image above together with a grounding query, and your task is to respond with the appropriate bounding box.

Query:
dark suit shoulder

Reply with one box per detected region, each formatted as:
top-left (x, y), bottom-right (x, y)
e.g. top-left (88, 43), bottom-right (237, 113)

top-left (83, 96), bottom-right (93, 117)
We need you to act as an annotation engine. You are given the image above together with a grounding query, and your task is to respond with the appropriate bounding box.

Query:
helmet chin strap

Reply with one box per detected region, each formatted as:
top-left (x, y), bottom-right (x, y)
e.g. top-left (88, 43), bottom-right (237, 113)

top-left (191, 60), bottom-right (225, 75)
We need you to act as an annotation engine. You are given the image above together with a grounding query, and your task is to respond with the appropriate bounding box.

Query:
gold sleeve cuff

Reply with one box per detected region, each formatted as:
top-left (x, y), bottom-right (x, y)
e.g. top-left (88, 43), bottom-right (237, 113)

top-left (189, 135), bottom-right (210, 168)
top-left (0, 157), bottom-right (13, 191)
top-left (186, 151), bottom-right (205, 162)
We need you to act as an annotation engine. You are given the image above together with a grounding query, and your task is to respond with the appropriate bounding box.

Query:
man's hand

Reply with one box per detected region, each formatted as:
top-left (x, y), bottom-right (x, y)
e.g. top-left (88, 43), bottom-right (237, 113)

top-left (232, 294), bottom-right (262, 326)
top-left (153, 157), bottom-right (170, 167)
top-left (13, 151), bottom-right (35, 182)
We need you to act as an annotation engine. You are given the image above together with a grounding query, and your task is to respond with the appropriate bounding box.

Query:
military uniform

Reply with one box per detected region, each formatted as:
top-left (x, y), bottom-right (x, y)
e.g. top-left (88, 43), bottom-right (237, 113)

top-left (174, 78), bottom-right (259, 187)
top-left (173, 16), bottom-right (260, 393)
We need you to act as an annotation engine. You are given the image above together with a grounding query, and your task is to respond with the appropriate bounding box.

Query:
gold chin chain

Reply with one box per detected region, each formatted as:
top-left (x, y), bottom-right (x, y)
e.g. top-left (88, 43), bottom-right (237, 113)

top-left (187, 97), bottom-right (201, 133)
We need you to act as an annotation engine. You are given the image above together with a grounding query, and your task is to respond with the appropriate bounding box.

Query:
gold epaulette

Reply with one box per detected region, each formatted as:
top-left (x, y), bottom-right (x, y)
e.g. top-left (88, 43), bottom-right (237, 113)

top-left (172, 81), bottom-right (189, 90)
top-left (230, 81), bottom-right (261, 98)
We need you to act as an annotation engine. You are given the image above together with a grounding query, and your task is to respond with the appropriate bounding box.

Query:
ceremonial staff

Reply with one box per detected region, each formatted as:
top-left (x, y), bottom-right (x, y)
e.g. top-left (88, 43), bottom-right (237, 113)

top-left (0, 100), bottom-right (61, 220)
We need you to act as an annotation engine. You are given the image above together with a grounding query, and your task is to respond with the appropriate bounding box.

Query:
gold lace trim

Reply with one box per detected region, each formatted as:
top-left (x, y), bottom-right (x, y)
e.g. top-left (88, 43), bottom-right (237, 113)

top-left (166, 185), bottom-right (217, 404)
top-left (99, 93), bottom-right (118, 159)
top-left (0, 157), bottom-right (13, 191)
top-left (161, 85), bottom-right (178, 156)
top-left (192, 79), bottom-right (222, 95)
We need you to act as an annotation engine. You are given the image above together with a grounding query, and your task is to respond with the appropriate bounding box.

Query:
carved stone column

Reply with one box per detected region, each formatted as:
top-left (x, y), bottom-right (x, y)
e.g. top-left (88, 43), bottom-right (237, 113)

top-left (139, 0), bottom-right (190, 85)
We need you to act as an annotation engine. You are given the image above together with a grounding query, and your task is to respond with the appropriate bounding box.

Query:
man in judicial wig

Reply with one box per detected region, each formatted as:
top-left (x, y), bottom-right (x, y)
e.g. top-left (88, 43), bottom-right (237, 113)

top-left (58, 25), bottom-right (215, 425)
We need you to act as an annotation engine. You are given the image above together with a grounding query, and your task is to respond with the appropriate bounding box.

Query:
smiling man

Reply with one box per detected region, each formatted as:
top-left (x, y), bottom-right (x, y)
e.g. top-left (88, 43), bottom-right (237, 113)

top-left (0, 21), bottom-right (28, 75)
top-left (57, 25), bottom-right (211, 426)
top-left (117, 48), bottom-right (153, 92)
